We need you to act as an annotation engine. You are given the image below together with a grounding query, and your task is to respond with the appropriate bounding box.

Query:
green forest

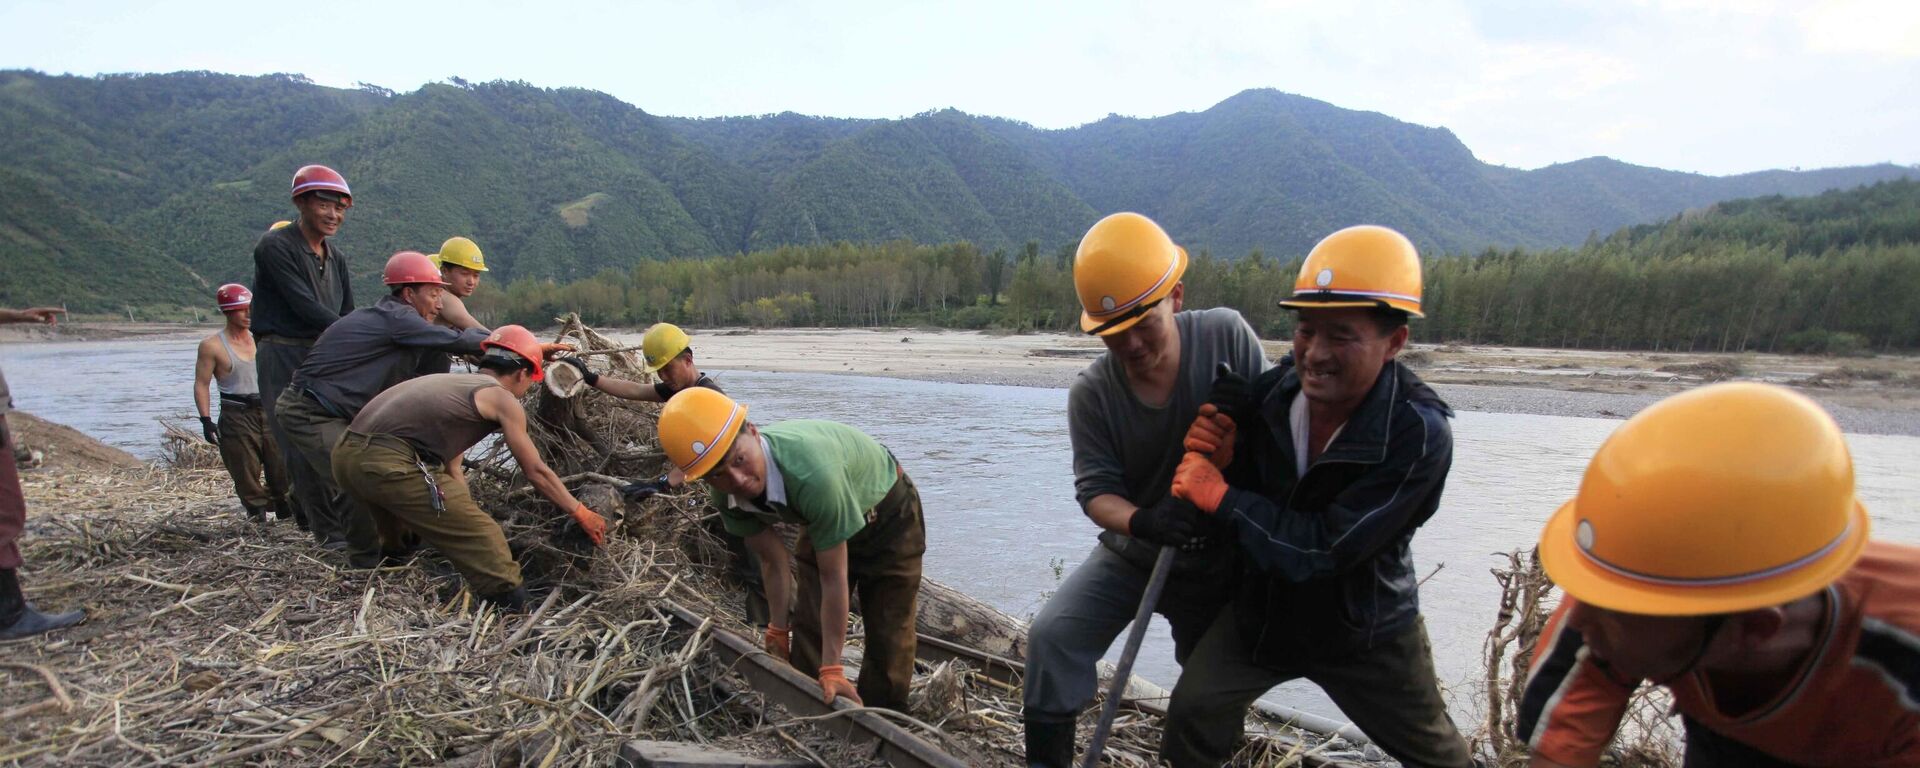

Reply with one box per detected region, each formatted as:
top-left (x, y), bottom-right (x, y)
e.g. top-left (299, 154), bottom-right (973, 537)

top-left (2, 69), bottom-right (1914, 314)
top-left (469, 180), bottom-right (1920, 353)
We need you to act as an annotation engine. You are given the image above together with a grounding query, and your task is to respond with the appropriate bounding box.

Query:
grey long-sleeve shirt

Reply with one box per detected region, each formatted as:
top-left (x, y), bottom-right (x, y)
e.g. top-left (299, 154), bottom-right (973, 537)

top-left (1068, 307), bottom-right (1271, 569)
top-left (288, 295), bottom-right (489, 417)
top-left (250, 217), bottom-right (353, 340)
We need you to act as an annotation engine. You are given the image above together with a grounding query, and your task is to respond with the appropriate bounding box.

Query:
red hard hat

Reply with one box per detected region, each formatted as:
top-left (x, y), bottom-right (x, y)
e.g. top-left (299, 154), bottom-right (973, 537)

top-left (382, 251), bottom-right (449, 287)
top-left (481, 325), bottom-right (546, 382)
top-left (291, 165), bottom-right (352, 201)
top-left (216, 283), bottom-right (252, 311)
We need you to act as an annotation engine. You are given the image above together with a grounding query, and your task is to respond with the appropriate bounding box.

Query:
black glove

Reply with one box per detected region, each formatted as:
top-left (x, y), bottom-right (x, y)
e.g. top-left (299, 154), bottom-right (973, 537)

top-left (199, 416), bottom-right (220, 446)
top-left (1209, 362), bottom-right (1254, 426)
top-left (557, 356), bottom-right (600, 386)
top-left (621, 476), bottom-right (670, 501)
top-left (1128, 497), bottom-right (1202, 548)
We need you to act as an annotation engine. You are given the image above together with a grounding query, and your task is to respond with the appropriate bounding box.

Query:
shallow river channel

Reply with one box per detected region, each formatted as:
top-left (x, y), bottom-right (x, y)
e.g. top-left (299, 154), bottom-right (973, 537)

top-left (4, 339), bottom-right (1918, 728)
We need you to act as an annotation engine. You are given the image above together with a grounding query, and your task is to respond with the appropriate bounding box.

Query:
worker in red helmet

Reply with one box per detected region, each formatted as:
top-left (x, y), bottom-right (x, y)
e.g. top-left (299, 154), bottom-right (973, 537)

top-left (275, 252), bottom-right (531, 564)
top-left (332, 326), bottom-right (609, 609)
top-left (254, 172), bottom-right (356, 533)
top-left (192, 284), bottom-right (290, 524)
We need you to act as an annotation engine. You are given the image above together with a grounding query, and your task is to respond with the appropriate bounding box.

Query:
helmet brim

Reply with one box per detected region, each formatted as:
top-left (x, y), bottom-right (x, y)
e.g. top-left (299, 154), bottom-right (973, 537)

top-left (1080, 247), bottom-right (1188, 336)
top-left (1538, 497), bottom-right (1870, 616)
top-left (1280, 296), bottom-right (1425, 319)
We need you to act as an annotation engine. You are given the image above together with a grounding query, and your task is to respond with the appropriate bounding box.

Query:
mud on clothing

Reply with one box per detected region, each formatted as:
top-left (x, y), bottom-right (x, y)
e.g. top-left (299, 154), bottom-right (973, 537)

top-left (1517, 540), bottom-right (1920, 767)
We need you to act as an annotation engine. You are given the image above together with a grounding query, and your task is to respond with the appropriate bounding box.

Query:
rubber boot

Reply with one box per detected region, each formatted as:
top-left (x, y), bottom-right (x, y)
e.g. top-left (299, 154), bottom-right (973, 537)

top-left (273, 498), bottom-right (293, 521)
top-left (479, 586), bottom-right (531, 612)
top-left (1023, 711), bottom-right (1077, 768)
top-left (242, 502), bottom-right (266, 523)
top-left (0, 568), bottom-right (85, 640)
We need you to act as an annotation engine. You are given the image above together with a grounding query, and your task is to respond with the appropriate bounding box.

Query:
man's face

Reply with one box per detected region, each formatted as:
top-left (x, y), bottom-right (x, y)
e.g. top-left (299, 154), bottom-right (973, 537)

top-left (1098, 286), bottom-right (1183, 379)
top-left (661, 351), bottom-right (699, 390)
top-left (225, 307), bottom-right (251, 330)
top-left (295, 194), bottom-right (349, 238)
top-left (1292, 307), bottom-right (1407, 409)
top-left (444, 264), bottom-right (482, 298)
top-left (1565, 601), bottom-right (1717, 684)
top-left (402, 284), bottom-right (446, 322)
top-left (703, 424), bottom-right (767, 499)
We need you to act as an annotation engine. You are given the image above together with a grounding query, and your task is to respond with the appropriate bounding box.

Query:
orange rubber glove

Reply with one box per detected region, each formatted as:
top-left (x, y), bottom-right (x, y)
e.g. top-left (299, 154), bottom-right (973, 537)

top-left (1171, 452), bottom-right (1229, 515)
top-left (570, 504), bottom-right (608, 546)
top-left (818, 664), bottom-right (862, 705)
top-left (538, 341), bottom-right (577, 361)
top-left (764, 624), bottom-right (791, 662)
top-left (1183, 403), bottom-right (1237, 469)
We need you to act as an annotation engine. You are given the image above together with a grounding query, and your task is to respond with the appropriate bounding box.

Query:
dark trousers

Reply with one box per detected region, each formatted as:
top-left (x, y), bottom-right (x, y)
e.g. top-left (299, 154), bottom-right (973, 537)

top-left (275, 390), bottom-right (372, 550)
top-left (257, 340), bottom-right (312, 524)
top-left (0, 417), bottom-right (24, 569)
top-left (216, 404), bottom-right (288, 509)
top-left (790, 472), bottom-right (926, 711)
top-left (333, 433), bottom-right (521, 594)
top-left (1684, 718), bottom-right (1805, 767)
top-left (1162, 610), bottom-right (1474, 768)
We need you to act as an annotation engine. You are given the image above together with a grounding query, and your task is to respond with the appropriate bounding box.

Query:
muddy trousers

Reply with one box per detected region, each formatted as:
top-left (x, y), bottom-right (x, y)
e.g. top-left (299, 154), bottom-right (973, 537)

top-left (0, 417), bottom-right (26, 569)
top-left (1022, 545), bottom-right (1229, 719)
top-left (217, 403), bottom-right (288, 510)
top-left (333, 433), bottom-right (521, 595)
top-left (275, 390), bottom-right (373, 550)
top-left (1161, 610), bottom-right (1473, 768)
top-left (257, 338), bottom-right (313, 526)
top-left (789, 472), bottom-right (926, 712)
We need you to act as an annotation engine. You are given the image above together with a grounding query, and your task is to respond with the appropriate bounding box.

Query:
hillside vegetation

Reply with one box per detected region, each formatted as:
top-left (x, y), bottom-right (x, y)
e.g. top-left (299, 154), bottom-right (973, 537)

top-left (471, 180), bottom-right (1920, 353)
top-left (1, 69), bottom-right (1912, 312)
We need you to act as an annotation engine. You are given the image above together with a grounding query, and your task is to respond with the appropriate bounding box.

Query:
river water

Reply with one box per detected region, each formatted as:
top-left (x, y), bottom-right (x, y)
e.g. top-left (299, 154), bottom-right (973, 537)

top-left (4, 339), bottom-right (1918, 728)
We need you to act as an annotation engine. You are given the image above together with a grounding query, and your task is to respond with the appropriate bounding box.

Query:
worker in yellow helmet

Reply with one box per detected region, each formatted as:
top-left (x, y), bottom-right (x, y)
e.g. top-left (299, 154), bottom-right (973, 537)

top-left (417, 237), bottom-right (493, 375)
top-left (1518, 383), bottom-right (1920, 767)
top-left (1022, 212), bottom-right (1270, 767)
top-left (1161, 225), bottom-right (1473, 767)
top-left (657, 388), bottom-right (926, 711)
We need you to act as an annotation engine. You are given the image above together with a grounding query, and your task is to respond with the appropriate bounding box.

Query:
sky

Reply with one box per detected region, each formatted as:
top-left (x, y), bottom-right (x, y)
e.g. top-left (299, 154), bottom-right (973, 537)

top-left (2, 0), bottom-right (1916, 176)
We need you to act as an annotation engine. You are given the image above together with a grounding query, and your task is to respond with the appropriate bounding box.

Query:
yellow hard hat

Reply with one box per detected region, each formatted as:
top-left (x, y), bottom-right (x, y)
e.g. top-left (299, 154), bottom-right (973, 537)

top-left (433, 236), bottom-right (489, 272)
top-left (1280, 225), bottom-right (1424, 318)
top-left (642, 323), bottom-right (692, 373)
top-left (269, 220), bottom-right (293, 231)
top-left (1539, 383), bottom-right (1869, 616)
top-left (1073, 212), bottom-right (1188, 336)
top-left (659, 388), bottom-right (747, 481)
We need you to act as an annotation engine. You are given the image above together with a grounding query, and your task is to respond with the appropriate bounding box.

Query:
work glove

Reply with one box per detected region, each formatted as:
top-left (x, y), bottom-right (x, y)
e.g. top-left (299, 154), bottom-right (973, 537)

top-left (199, 416), bottom-right (220, 446)
top-left (570, 504), bottom-right (608, 546)
top-left (1208, 362), bottom-right (1255, 425)
top-left (1172, 452), bottom-right (1231, 515)
top-left (556, 356), bottom-right (600, 386)
top-left (764, 624), bottom-right (791, 662)
top-left (818, 664), bottom-right (862, 706)
top-left (1183, 404), bottom-right (1236, 469)
top-left (1128, 496), bottom-right (1201, 547)
top-left (538, 342), bottom-right (576, 361)
top-left (621, 475), bottom-right (670, 502)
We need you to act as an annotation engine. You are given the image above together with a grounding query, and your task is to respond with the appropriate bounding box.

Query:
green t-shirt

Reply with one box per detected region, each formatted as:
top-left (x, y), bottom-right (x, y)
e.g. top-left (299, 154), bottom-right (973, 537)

top-left (712, 420), bottom-right (899, 550)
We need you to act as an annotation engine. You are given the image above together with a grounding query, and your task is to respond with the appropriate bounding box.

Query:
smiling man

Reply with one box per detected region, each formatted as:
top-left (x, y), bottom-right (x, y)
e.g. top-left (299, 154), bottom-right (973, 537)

top-left (1161, 225), bottom-right (1473, 767)
top-left (1518, 383), bottom-right (1920, 768)
top-left (656, 388), bottom-right (925, 711)
top-left (253, 166), bottom-right (356, 532)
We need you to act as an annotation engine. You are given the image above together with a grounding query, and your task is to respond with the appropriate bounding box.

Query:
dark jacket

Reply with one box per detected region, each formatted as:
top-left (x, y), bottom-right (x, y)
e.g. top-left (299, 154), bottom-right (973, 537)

top-left (1216, 359), bottom-right (1454, 661)
top-left (250, 217), bottom-right (352, 340)
top-left (289, 295), bottom-right (489, 417)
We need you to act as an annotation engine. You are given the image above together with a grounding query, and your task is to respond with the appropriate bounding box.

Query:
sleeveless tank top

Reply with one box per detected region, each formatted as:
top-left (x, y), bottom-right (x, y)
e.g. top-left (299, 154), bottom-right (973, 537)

top-left (215, 331), bottom-right (260, 396)
top-left (349, 373), bottom-right (502, 463)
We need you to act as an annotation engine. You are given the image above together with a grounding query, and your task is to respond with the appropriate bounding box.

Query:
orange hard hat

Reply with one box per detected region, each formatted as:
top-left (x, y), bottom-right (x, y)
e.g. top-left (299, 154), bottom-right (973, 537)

top-left (290, 165), bottom-right (351, 202)
top-left (1539, 382), bottom-right (1869, 616)
top-left (480, 325), bottom-right (546, 382)
top-left (1280, 225), bottom-right (1424, 318)
top-left (658, 388), bottom-right (748, 481)
top-left (382, 251), bottom-right (449, 287)
top-left (1073, 212), bottom-right (1188, 336)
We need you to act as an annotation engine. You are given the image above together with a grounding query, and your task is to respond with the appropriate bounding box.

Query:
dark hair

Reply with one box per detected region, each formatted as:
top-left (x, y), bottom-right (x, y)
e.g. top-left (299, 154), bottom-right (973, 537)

top-left (477, 349), bottom-right (532, 376)
top-left (1370, 307), bottom-right (1410, 335)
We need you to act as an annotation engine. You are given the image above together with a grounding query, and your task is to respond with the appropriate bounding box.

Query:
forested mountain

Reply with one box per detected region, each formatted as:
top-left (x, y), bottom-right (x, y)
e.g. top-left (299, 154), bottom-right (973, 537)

top-left (472, 179), bottom-right (1920, 352)
top-left (1, 69), bottom-right (1911, 311)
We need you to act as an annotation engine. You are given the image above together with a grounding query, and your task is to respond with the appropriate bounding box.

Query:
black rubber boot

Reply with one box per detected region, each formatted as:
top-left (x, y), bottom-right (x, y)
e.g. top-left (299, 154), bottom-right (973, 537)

top-left (0, 568), bottom-right (85, 640)
top-left (242, 503), bottom-right (266, 522)
top-left (273, 499), bottom-right (293, 521)
top-left (479, 586), bottom-right (531, 612)
top-left (1023, 711), bottom-right (1077, 768)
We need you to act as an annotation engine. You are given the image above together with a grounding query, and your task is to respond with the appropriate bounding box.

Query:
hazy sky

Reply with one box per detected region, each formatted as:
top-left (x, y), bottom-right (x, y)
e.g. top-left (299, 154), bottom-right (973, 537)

top-left (3, 0), bottom-right (1916, 175)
